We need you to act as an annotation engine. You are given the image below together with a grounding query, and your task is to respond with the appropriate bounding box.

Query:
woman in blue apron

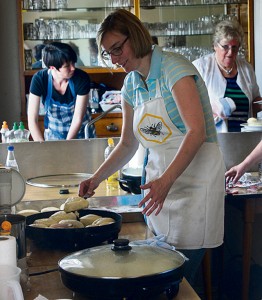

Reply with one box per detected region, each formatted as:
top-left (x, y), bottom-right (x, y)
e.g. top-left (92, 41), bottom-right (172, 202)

top-left (28, 42), bottom-right (95, 141)
top-left (79, 10), bottom-right (225, 286)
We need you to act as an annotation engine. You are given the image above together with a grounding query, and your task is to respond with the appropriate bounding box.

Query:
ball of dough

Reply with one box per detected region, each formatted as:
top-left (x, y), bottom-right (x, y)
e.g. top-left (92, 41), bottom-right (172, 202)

top-left (247, 117), bottom-right (258, 125)
top-left (41, 207), bottom-right (59, 213)
top-left (64, 196), bottom-right (89, 213)
top-left (58, 219), bottom-right (84, 228)
top-left (17, 209), bottom-right (39, 217)
top-left (79, 214), bottom-right (101, 226)
top-left (50, 211), bottom-right (77, 222)
top-left (33, 218), bottom-right (58, 227)
top-left (92, 217), bottom-right (115, 226)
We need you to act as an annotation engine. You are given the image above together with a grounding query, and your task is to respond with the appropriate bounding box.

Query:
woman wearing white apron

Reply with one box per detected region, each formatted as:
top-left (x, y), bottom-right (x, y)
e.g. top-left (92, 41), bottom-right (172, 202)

top-left (79, 9), bottom-right (225, 286)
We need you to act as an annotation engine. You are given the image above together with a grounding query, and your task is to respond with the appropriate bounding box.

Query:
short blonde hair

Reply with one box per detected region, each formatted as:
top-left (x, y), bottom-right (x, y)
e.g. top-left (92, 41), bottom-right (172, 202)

top-left (97, 9), bottom-right (152, 65)
top-left (213, 19), bottom-right (245, 48)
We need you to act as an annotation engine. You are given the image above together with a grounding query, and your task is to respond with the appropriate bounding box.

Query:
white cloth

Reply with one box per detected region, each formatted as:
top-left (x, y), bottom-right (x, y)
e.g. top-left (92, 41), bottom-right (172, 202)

top-left (193, 53), bottom-right (261, 131)
top-left (133, 80), bottom-right (225, 249)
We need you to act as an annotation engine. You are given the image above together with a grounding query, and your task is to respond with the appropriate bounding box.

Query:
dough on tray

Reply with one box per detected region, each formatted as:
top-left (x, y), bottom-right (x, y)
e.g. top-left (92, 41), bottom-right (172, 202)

top-left (63, 196), bottom-right (89, 213)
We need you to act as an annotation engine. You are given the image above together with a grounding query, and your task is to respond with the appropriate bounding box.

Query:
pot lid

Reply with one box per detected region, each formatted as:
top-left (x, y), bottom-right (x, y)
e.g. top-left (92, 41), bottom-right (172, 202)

top-left (59, 239), bottom-right (185, 278)
top-left (26, 173), bottom-right (92, 188)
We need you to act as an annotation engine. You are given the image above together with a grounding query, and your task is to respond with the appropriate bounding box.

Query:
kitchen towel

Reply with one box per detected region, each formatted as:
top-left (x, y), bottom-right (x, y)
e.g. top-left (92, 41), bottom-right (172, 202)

top-left (0, 235), bottom-right (17, 266)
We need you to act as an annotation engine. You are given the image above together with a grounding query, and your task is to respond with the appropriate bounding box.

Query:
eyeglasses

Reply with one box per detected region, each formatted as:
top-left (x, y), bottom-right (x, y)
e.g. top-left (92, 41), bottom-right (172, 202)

top-left (217, 43), bottom-right (239, 53)
top-left (101, 37), bottom-right (129, 60)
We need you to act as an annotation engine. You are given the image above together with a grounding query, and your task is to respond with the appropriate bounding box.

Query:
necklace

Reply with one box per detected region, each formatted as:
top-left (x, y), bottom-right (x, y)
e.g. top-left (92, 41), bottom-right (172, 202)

top-left (216, 59), bottom-right (234, 75)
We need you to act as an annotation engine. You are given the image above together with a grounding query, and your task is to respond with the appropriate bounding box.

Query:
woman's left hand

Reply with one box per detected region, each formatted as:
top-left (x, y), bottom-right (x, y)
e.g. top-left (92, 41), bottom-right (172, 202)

top-left (138, 177), bottom-right (172, 216)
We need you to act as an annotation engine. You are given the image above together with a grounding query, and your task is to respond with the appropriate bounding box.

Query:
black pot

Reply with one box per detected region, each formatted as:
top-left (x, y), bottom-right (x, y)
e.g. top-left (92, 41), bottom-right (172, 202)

top-left (119, 167), bottom-right (143, 195)
top-left (59, 239), bottom-right (186, 300)
top-left (26, 209), bottom-right (122, 251)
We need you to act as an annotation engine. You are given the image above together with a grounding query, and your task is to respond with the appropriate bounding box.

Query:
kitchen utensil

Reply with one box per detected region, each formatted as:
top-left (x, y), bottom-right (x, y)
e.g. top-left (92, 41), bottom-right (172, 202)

top-left (0, 168), bottom-right (26, 214)
top-left (119, 167), bottom-right (143, 195)
top-left (58, 238), bottom-right (186, 300)
top-left (26, 209), bottom-right (122, 251)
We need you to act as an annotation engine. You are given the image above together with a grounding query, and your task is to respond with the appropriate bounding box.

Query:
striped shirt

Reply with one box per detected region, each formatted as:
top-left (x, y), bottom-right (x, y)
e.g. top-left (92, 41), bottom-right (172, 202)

top-left (224, 74), bottom-right (249, 132)
top-left (122, 45), bottom-right (217, 143)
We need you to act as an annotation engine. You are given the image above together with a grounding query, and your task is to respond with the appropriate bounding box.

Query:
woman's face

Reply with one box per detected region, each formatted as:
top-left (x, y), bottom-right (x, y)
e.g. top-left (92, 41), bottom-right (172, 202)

top-left (57, 62), bottom-right (76, 79)
top-left (101, 31), bottom-right (141, 73)
top-left (214, 38), bottom-right (240, 67)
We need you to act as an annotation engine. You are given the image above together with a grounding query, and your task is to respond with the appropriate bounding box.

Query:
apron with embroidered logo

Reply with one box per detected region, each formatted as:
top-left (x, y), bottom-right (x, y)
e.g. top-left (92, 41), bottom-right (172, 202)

top-left (133, 80), bottom-right (225, 249)
top-left (44, 72), bottom-right (93, 140)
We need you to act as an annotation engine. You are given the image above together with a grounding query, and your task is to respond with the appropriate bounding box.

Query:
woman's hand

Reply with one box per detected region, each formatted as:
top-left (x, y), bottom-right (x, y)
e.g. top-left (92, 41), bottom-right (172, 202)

top-left (225, 164), bottom-right (246, 185)
top-left (78, 176), bottom-right (99, 198)
top-left (138, 176), bottom-right (172, 216)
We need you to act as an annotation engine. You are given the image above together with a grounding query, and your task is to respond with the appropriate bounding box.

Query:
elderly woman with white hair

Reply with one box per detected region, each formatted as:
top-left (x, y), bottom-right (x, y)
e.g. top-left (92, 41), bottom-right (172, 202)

top-left (193, 19), bottom-right (262, 132)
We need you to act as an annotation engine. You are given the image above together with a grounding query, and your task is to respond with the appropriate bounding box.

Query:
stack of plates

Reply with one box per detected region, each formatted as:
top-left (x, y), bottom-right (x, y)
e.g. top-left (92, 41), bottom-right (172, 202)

top-left (241, 123), bottom-right (262, 132)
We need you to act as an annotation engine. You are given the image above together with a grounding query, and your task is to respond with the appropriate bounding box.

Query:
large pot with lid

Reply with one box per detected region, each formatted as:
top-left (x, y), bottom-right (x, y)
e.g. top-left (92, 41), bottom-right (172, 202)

top-left (58, 238), bottom-right (186, 300)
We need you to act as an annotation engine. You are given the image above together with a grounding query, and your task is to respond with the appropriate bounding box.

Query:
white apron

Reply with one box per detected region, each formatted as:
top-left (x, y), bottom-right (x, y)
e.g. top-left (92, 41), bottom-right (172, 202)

top-left (134, 80), bottom-right (225, 249)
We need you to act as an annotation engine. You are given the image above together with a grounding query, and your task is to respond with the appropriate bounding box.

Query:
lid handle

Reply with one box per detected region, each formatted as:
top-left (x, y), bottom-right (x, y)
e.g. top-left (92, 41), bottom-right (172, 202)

top-left (111, 239), bottom-right (132, 251)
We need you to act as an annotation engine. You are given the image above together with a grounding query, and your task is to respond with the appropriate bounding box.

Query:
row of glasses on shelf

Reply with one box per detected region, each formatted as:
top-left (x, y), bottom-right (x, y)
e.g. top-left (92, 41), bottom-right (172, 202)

top-left (24, 19), bottom-right (99, 40)
top-left (23, 0), bottom-right (68, 10)
top-left (140, 0), bottom-right (245, 5)
top-left (163, 46), bottom-right (213, 61)
top-left (107, 0), bottom-right (134, 7)
top-left (144, 14), bottom-right (237, 36)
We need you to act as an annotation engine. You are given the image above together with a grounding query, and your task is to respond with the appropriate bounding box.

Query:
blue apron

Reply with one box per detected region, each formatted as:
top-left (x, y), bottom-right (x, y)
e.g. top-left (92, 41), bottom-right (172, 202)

top-left (44, 72), bottom-right (95, 140)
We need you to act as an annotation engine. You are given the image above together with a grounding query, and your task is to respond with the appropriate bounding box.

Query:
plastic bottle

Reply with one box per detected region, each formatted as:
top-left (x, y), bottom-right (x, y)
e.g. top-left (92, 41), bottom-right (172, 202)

top-left (104, 138), bottom-right (119, 190)
top-left (5, 122), bottom-right (19, 143)
top-left (5, 145), bottom-right (19, 172)
top-left (0, 121), bottom-right (9, 143)
top-left (14, 122), bottom-right (30, 142)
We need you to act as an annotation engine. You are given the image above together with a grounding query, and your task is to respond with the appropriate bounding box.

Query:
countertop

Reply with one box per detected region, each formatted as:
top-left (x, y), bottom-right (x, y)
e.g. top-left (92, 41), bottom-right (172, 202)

top-left (22, 222), bottom-right (200, 300)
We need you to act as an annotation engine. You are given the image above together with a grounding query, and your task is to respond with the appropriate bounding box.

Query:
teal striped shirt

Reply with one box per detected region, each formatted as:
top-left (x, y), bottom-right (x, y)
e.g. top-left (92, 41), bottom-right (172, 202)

top-left (121, 45), bottom-right (217, 143)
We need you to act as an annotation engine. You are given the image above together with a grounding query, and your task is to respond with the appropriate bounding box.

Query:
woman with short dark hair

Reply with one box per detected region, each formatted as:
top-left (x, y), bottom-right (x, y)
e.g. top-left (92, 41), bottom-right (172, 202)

top-left (28, 42), bottom-right (95, 141)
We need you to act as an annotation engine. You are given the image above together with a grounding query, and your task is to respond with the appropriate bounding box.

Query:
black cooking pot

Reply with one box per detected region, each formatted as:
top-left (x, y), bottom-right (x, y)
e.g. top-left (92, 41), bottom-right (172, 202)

top-left (59, 238), bottom-right (186, 300)
top-left (119, 167), bottom-right (143, 195)
top-left (26, 209), bottom-right (122, 251)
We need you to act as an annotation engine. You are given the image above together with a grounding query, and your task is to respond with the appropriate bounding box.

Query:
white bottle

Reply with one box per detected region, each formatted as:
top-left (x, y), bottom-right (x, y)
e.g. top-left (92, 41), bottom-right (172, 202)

top-left (0, 121), bottom-right (9, 143)
top-left (5, 145), bottom-right (19, 172)
top-left (104, 138), bottom-right (119, 190)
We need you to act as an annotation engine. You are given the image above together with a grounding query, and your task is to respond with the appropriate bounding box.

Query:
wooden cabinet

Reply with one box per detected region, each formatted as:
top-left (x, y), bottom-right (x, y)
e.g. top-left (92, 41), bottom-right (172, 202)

top-left (92, 112), bottom-right (122, 138)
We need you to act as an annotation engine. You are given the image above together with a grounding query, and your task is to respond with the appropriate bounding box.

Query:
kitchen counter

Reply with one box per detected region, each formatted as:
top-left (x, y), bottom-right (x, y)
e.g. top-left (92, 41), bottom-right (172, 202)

top-left (23, 221), bottom-right (200, 300)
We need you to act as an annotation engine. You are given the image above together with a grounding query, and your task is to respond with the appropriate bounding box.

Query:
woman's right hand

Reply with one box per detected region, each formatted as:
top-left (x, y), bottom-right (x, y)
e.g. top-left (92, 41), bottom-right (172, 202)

top-left (78, 176), bottom-right (99, 198)
top-left (225, 164), bottom-right (246, 185)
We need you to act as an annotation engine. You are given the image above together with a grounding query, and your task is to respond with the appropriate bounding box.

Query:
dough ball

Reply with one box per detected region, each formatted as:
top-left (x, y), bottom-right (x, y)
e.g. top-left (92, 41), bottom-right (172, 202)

top-left (50, 211), bottom-right (77, 222)
top-left (92, 217), bottom-right (115, 226)
top-left (247, 117), bottom-right (258, 125)
top-left (79, 214), bottom-right (101, 226)
top-left (29, 223), bottom-right (48, 228)
top-left (58, 219), bottom-right (84, 228)
top-left (63, 196), bottom-right (89, 213)
top-left (17, 209), bottom-right (39, 217)
top-left (41, 207), bottom-right (59, 213)
top-left (33, 218), bottom-right (57, 227)
top-left (49, 223), bottom-right (73, 229)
